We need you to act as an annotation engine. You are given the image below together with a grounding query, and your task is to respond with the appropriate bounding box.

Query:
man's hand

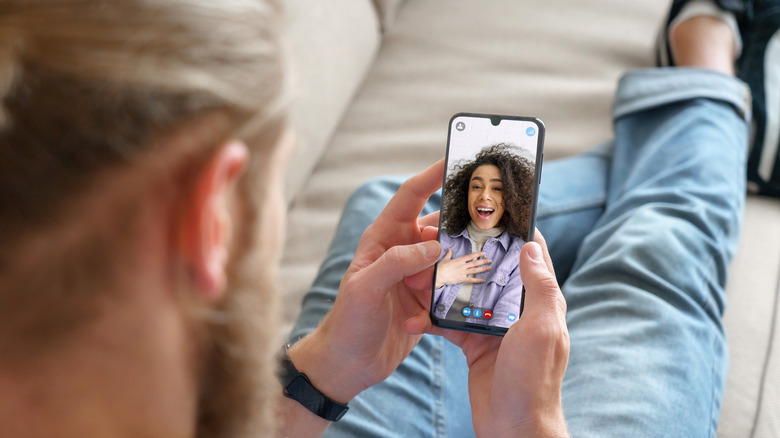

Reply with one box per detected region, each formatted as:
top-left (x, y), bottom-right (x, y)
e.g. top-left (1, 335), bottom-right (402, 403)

top-left (288, 159), bottom-right (448, 407)
top-left (408, 231), bottom-right (570, 438)
top-left (434, 248), bottom-right (491, 289)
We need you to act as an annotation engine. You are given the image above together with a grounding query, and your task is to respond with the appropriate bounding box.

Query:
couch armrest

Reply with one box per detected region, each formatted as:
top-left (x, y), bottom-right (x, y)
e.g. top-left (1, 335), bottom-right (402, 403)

top-left (283, 0), bottom-right (381, 203)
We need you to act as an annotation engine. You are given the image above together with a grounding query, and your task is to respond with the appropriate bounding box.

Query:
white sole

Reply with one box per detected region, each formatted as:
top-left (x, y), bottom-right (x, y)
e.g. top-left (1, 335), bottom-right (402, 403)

top-left (758, 29), bottom-right (780, 182)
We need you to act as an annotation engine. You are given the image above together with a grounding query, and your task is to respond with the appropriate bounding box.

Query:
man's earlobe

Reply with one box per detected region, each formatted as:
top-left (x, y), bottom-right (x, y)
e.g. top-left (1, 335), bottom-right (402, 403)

top-left (177, 140), bottom-right (249, 300)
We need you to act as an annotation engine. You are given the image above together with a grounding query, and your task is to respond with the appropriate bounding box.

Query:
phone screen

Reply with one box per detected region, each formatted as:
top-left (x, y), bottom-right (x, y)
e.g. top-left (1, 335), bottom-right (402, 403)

top-left (431, 113), bottom-right (544, 336)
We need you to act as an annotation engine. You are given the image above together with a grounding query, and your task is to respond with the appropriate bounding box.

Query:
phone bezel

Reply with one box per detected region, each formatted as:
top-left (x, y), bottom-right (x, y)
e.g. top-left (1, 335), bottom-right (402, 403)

top-left (430, 112), bottom-right (545, 337)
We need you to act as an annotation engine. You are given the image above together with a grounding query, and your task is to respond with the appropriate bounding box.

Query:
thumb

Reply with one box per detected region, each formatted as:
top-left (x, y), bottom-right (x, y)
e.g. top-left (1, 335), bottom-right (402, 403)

top-left (519, 242), bottom-right (566, 318)
top-left (443, 248), bottom-right (453, 260)
top-left (357, 240), bottom-right (442, 295)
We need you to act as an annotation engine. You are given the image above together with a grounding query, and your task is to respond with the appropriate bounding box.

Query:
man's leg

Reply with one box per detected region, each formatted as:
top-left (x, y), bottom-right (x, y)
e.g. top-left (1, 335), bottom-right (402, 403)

top-left (536, 146), bottom-right (610, 283)
top-left (560, 19), bottom-right (750, 437)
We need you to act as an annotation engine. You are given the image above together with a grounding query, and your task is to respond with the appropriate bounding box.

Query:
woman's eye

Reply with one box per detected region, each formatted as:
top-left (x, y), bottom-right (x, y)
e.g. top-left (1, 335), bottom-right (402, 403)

top-left (493, 187), bottom-right (503, 192)
top-left (471, 185), bottom-right (482, 190)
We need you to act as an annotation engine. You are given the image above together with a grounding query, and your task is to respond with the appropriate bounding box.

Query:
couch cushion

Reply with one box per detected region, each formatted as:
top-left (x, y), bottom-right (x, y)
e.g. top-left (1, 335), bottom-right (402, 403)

top-left (282, 0), bottom-right (380, 202)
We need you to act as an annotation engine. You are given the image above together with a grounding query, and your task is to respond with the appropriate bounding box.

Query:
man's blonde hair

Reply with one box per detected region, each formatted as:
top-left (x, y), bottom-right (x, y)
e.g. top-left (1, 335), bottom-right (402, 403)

top-left (0, 0), bottom-right (285, 339)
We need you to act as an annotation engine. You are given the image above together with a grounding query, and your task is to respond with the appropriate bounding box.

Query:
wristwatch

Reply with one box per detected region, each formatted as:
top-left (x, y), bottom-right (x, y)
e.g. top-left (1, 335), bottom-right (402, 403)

top-left (278, 343), bottom-right (349, 422)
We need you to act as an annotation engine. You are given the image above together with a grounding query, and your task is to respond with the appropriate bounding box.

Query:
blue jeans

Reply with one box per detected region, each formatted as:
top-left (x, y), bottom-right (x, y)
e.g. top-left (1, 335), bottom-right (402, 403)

top-left (289, 68), bottom-right (751, 437)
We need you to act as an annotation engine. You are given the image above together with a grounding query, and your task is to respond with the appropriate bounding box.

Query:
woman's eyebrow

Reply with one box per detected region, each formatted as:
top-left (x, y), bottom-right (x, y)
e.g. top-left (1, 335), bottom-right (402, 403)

top-left (470, 176), bottom-right (503, 182)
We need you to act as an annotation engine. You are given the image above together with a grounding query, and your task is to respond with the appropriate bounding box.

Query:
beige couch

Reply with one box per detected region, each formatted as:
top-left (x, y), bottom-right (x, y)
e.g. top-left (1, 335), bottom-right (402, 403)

top-left (280, 1), bottom-right (780, 436)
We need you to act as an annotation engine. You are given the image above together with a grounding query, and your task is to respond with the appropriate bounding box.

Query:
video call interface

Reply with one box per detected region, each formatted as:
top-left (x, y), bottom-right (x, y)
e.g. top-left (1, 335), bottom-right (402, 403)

top-left (432, 116), bottom-right (539, 329)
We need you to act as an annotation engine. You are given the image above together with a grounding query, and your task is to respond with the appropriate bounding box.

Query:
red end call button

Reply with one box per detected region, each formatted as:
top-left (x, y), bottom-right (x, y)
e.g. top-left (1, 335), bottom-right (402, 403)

top-left (484, 310), bottom-right (492, 319)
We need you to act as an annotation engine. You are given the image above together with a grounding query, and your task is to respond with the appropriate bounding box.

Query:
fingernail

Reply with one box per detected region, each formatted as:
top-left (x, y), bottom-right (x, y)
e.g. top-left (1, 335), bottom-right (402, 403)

top-left (527, 242), bottom-right (544, 262)
top-left (418, 241), bottom-right (440, 259)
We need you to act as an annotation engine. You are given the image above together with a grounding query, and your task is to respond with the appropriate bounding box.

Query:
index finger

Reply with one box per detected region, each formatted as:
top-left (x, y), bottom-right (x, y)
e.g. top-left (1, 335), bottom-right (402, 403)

top-left (378, 159), bottom-right (444, 225)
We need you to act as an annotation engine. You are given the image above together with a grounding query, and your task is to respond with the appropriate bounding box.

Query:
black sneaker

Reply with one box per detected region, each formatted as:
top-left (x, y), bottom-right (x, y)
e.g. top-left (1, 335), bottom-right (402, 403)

top-left (740, 0), bottom-right (780, 196)
top-left (656, 0), bottom-right (749, 67)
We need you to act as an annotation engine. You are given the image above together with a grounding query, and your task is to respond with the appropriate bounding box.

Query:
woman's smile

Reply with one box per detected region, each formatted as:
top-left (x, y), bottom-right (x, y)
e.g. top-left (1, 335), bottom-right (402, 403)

top-left (476, 205), bottom-right (495, 220)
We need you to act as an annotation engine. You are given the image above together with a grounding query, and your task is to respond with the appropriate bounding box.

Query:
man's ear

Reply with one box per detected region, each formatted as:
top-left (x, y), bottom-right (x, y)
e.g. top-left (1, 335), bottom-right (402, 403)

top-left (177, 140), bottom-right (248, 300)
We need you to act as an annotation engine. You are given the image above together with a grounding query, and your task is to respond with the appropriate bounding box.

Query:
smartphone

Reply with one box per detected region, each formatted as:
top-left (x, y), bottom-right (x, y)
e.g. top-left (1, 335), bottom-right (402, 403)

top-left (430, 113), bottom-right (544, 336)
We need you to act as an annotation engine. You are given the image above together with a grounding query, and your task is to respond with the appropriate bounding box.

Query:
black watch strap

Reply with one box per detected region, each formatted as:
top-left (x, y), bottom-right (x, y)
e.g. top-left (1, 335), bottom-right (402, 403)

top-left (278, 344), bottom-right (349, 422)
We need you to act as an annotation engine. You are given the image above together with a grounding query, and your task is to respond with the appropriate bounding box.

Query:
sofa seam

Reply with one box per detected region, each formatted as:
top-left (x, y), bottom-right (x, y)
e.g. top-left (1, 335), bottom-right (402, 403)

top-left (748, 248), bottom-right (780, 438)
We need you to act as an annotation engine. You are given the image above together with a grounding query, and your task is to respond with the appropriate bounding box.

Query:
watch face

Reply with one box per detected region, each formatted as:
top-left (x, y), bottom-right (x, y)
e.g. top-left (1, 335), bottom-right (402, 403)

top-left (284, 373), bottom-right (349, 421)
top-left (279, 345), bottom-right (349, 422)
top-left (285, 374), bottom-right (314, 399)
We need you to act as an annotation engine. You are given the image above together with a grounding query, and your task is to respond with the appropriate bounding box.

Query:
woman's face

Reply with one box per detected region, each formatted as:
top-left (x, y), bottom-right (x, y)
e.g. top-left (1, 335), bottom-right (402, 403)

top-left (467, 164), bottom-right (505, 230)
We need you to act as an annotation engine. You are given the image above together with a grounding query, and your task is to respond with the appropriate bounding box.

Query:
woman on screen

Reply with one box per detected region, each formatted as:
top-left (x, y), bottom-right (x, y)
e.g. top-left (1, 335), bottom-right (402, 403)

top-left (433, 143), bottom-right (535, 327)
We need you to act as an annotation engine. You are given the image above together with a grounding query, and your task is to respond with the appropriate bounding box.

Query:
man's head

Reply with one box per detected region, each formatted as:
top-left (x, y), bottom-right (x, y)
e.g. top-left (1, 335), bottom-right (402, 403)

top-left (0, 1), bottom-right (289, 436)
top-left (442, 144), bottom-right (535, 240)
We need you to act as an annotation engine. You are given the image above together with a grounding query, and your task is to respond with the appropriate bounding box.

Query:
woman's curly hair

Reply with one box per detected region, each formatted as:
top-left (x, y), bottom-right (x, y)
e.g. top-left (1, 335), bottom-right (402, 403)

top-left (441, 143), bottom-right (535, 240)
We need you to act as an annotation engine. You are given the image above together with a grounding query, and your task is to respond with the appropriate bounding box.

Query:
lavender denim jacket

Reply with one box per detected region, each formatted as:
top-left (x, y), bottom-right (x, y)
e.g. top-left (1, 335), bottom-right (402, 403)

top-left (433, 228), bottom-right (525, 327)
